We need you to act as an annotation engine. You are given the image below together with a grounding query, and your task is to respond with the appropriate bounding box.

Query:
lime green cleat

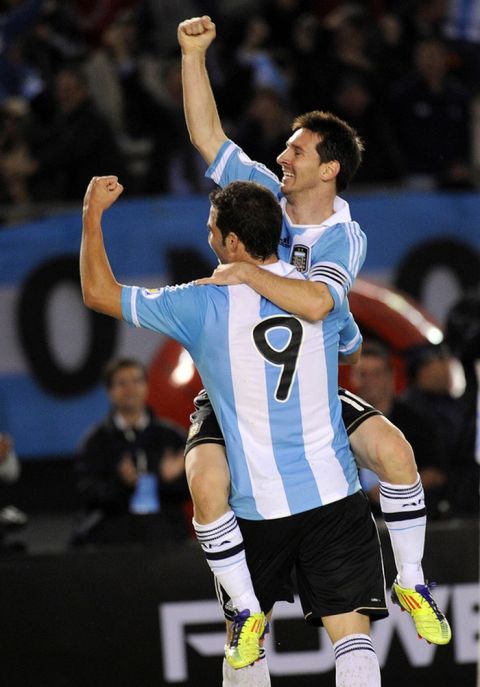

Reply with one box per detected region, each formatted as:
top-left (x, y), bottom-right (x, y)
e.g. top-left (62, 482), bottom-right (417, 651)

top-left (225, 609), bottom-right (267, 669)
top-left (391, 579), bottom-right (452, 645)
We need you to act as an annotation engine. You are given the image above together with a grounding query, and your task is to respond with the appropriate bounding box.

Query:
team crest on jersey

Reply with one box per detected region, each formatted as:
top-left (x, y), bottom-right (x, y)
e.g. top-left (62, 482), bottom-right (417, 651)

top-left (142, 288), bottom-right (162, 299)
top-left (291, 245), bottom-right (310, 273)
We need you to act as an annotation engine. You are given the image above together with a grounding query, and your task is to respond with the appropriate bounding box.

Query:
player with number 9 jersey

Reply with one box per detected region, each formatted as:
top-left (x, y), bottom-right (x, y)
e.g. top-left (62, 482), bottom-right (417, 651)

top-left (121, 261), bottom-right (361, 521)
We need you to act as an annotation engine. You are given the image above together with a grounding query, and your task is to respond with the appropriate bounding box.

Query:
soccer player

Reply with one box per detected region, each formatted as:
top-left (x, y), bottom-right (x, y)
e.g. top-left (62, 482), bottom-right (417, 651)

top-left (177, 13), bottom-right (451, 656)
top-left (81, 175), bottom-right (387, 687)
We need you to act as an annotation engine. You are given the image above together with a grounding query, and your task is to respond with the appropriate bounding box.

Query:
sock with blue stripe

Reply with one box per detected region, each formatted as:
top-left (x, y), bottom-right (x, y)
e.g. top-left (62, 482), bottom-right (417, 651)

top-left (379, 474), bottom-right (426, 588)
top-left (193, 510), bottom-right (261, 613)
top-left (334, 634), bottom-right (380, 687)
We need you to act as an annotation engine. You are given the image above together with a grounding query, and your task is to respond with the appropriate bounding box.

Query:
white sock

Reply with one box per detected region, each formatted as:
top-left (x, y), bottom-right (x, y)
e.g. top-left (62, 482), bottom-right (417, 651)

top-left (222, 654), bottom-right (270, 686)
top-left (193, 510), bottom-right (261, 613)
top-left (379, 474), bottom-right (426, 588)
top-left (334, 634), bottom-right (380, 687)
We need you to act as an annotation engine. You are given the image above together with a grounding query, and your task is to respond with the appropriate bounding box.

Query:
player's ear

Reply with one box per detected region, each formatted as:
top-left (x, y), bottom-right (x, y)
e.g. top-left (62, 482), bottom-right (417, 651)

top-left (321, 160), bottom-right (340, 181)
top-left (226, 232), bottom-right (239, 251)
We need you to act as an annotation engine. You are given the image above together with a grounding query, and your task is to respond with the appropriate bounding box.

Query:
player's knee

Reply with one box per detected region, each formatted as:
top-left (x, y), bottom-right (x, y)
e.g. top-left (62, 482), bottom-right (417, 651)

top-left (186, 450), bottom-right (230, 520)
top-left (377, 430), bottom-right (418, 484)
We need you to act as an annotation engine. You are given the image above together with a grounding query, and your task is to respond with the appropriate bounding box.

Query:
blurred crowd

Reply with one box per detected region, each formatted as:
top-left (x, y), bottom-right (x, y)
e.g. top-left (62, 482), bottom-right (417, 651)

top-left (0, 0), bottom-right (479, 224)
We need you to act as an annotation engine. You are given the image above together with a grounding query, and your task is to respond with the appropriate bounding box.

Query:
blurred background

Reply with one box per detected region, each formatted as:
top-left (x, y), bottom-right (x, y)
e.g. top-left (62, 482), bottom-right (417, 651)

top-left (0, 1), bottom-right (478, 686)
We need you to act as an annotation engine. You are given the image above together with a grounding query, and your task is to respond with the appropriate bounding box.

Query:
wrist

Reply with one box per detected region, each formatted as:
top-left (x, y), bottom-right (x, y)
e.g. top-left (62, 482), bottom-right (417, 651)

top-left (82, 204), bottom-right (103, 223)
top-left (242, 262), bottom-right (261, 286)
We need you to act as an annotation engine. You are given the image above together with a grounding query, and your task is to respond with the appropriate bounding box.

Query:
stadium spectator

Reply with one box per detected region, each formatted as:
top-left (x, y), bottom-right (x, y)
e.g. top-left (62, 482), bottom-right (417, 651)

top-left (389, 36), bottom-right (473, 190)
top-left (84, 11), bottom-right (181, 194)
top-left (236, 86), bottom-right (292, 174)
top-left (330, 73), bottom-right (405, 185)
top-left (0, 1), bottom-right (477, 212)
top-left (404, 338), bottom-right (479, 517)
top-left (25, 63), bottom-right (125, 202)
top-left (350, 341), bottom-right (449, 518)
top-left (72, 357), bottom-right (189, 547)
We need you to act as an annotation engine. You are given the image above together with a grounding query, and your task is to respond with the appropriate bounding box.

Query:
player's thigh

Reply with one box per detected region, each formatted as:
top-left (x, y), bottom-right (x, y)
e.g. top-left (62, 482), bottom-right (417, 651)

top-left (184, 389), bottom-right (230, 514)
top-left (224, 516), bottom-right (299, 616)
top-left (295, 492), bottom-right (387, 626)
top-left (350, 416), bottom-right (417, 482)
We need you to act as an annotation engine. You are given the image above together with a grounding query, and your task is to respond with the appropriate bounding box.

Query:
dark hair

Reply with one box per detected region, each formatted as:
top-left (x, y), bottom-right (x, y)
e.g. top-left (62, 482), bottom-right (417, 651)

top-left (209, 181), bottom-right (281, 260)
top-left (102, 358), bottom-right (147, 388)
top-left (405, 343), bottom-right (450, 381)
top-left (361, 340), bottom-right (392, 370)
top-left (291, 110), bottom-right (364, 192)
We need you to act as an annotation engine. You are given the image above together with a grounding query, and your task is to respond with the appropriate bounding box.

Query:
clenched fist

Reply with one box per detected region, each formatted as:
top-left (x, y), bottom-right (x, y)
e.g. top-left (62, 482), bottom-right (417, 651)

top-left (177, 15), bottom-right (216, 53)
top-left (83, 175), bottom-right (124, 216)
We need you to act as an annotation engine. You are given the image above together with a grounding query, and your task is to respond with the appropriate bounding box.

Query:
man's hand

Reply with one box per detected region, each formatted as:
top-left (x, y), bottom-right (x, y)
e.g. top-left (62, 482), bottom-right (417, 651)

top-left (196, 262), bottom-right (252, 286)
top-left (158, 449), bottom-right (185, 482)
top-left (117, 454), bottom-right (138, 487)
top-left (177, 15), bottom-right (216, 54)
top-left (83, 176), bottom-right (124, 218)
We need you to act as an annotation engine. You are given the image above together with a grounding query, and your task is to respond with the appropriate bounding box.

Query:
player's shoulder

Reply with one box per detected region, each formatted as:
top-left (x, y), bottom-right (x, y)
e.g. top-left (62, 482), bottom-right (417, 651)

top-left (319, 220), bottom-right (366, 248)
top-left (324, 219), bottom-right (364, 236)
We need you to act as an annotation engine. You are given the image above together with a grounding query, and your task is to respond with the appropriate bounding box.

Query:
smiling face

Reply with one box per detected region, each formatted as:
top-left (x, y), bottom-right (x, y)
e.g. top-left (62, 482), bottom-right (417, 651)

top-left (276, 128), bottom-right (325, 196)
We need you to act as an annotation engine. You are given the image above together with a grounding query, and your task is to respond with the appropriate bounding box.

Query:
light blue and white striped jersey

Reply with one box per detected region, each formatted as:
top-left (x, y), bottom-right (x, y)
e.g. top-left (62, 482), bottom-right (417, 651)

top-left (122, 261), bottom-right (361, 521)
top-left (207, 140), bottom-right (367, 310)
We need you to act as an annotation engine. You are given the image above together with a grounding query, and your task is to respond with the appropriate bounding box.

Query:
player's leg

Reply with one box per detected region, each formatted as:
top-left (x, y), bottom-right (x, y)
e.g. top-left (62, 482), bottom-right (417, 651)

top-left (323, 612), bottom-right (380, 687)
top-left (185, 390), bottom-right (264, 665)
top-left (296, 492), bottom-right (386, 687)
top-left (220, 513), bottom-right (298, 676)
top-left (341, 388), bottom-right (451, 645)
top-left (222, 612), bottom-right (271, 687)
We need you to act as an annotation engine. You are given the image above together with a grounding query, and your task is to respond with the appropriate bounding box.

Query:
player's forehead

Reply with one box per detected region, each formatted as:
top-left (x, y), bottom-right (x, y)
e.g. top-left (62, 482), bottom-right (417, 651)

top-left (207, 205), bottom-right (218, 226)
top-left (286, 128), bottom-right (322, 152)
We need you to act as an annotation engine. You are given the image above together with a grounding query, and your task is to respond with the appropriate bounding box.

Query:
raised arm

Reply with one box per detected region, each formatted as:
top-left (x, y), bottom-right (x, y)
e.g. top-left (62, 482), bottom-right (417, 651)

top-left (177, 15), bottom-right (228, 164)
top-left (80, 176), bottom-right (123, 319)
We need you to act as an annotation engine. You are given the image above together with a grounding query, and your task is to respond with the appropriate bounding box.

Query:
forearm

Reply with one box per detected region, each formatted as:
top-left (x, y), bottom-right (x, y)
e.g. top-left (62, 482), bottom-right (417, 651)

top-left (80, 209), bottom-right (122, 318)
top-left (243, 264), bottom-right (333, 322)
top-left (181, 51), bottom-right (227, 164)
top-left (339, 345), bottom-right (362, 365)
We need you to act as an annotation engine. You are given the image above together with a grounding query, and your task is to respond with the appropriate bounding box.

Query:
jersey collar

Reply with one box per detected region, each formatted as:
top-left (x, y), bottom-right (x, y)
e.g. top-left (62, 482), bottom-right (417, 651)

top-left (281, 195), bottom-right (352, 230)
top-left (258, 260), bottom-right (305, 279)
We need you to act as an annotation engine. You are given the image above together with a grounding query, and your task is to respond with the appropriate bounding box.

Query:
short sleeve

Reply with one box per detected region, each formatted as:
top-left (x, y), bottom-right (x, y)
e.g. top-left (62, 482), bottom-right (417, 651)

top-left (121, 282), bottom-right (207, 349)
top-left (308, 222), bottom-right (366, 310)
top-left (206, 139), bottom-right (281, 195)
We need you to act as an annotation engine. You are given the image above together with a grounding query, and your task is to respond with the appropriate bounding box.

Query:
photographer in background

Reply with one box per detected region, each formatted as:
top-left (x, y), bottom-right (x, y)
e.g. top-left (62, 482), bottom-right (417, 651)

top-left (72, 357), bottom-right (190, 547)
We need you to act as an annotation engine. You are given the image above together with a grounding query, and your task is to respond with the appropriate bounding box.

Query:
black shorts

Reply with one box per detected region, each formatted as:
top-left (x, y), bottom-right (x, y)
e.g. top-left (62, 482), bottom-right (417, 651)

top-left (216, 491), bottom-right (388, 625)
top-left (184, 387), bottom-right (383, 456)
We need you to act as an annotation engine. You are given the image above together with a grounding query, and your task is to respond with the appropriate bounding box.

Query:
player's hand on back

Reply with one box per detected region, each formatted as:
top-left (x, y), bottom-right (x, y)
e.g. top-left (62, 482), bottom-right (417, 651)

top-left (178, 15), bottom-right (216, 53)
top-left (83, 176), bottom-right (124, 216)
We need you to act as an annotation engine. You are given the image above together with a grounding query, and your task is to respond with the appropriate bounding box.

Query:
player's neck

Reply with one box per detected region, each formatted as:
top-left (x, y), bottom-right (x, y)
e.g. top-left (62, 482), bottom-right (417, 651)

top-left (285, 190), bottom-right (335, 226)
top-left (239, 251), bottom-right (278, 267)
